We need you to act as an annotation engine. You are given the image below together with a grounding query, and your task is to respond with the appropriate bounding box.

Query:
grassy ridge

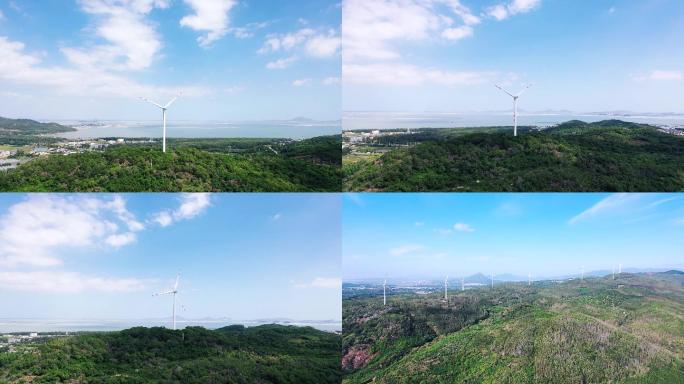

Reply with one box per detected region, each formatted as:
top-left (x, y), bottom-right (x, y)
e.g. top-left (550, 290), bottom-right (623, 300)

top-left (0, 136), bottom-right (342, 192)
top-left (0, 324), bottom-right (341, 384)
top-left (344, 120), bottom-right (684, 191)
top-left (342, 272), bottom-right (684, 383)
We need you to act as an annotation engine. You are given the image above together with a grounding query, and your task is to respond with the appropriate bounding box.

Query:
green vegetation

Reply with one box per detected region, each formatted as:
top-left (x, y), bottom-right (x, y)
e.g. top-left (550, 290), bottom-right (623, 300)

top-left (0, 136), bottom-right (342, 192)
top-left (342, 272), bottom-right (684, 383)
top-left (0, 324), bottom-right (341, 384)
top-left (344, 120), bottom-right (684, 191)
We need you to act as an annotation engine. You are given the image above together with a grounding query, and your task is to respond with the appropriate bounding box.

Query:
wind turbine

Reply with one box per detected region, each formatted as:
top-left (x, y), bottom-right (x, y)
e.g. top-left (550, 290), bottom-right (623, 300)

top-left (528, 272), bottom-right (531, 286)
top-left (153, 273), bottom-right (181, 330)
top-left (383, 279), bottom-right (387, 306)
top-left (612, 265), bottom-right (615, 280)
top-left (619, 263), bottom-right (622, 275)
top-left (140, 94), bottom-right (181, 153)
top-left (461, 277), bottom-right (465, 291)
top-left (491, 273), bottom-right (494, 289)
top-left (581, 266), bottom-right (585, 282)
top-left (444, 275), bottom-right (448, 302)
top-left (494, 84), bottom-right (532, 137)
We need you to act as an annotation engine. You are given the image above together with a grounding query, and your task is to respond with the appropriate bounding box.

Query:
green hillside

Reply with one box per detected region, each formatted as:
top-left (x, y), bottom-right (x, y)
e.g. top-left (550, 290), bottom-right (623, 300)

top-left (344, 120), bottom-right (684, 191)
top-left (0, 136), bottom-right (342, 192)
top-left (342, 272), bottom-right (684, 383)
top-left (0, 324), bottom-right (341, 384)
top-left (0, 117), bottom-right (75, 135)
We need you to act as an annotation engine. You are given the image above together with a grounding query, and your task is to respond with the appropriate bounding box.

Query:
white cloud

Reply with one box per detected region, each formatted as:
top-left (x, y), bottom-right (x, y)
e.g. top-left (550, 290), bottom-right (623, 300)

top-left (414, 221), bottom-right (425, 227)
top-left (631, 70), bottom-right (683, 82)
top-left (292, 78), bottom-right (311, 86)
top-left (0, 271), bottom-right (148, 293)
top-left (344, 63), bottom-right (495, 86)
top-left (180, 0), bottom-right (238, 47)
top-left (64, 0), bottom-right (170, 71)
top-left (322, 76), bottom-right (341, 85)
top-left (259, 28), bottom-right (340, 59)
top-left (390, 244), bottom-right (424, 256)
top-left (105, 232), bottom-right (137, 248)
top-left (152, 193), bottom-right (211, 227)
top-left (608, 6), bottom-right (616, 14)
top-left (441, 25), bottom-right (473, 40)
top-left (0, 195), bottom-right (144, 267)
top-left (266, 56), bottom-right (298, 70)
top-left (272, 213), bottom-right (282, 220)
top-left (453, 222), bottom-right (475, 232)
top-left (0, 36), bottom-right (207, 98)
top-left (343, 0), bottom-right (480, 61)
top-left (293, 277), bottom-right (341, 289)
top-left (487, 0), bottom-right (541, 20)
top-left (304, 30), bottom-right (341, 58)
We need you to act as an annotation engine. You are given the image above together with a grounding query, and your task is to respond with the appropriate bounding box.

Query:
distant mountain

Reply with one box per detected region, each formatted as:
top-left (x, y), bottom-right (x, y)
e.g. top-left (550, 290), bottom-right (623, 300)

top-left (0, 116), bottom-right (75, 134)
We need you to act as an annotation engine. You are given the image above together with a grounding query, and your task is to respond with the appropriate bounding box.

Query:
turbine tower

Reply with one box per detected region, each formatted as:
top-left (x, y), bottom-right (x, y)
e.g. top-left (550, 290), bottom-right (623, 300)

top-left (153, 273), bottom-right (181, 330)
top-left (383, 279), bottom-right (387, 306)
top-left (528, 272), bottom-right (531, 286)
top-left (612, 265), bottom-right (615, 280)
top-left (461, 277), bottom-right (465, 291)
top-left (581, 266), bottom-right (585, 282)
top-left (444, 275), bottom-right (448, 301)
top-left (619, 263), bottom-right (622, 274)
top-left (494, 84), bottom-right (532, 137)
top-left (491, 272), bottom-right (494, 289)
top-left (140, 94), bottom-right (181, 153)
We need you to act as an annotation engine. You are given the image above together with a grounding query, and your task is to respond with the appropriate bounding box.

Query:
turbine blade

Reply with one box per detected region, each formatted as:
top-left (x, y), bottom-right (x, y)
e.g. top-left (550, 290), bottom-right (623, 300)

top-left (164, 94), bottom-right (181, 109)
top-left (174, 273), bottom-right (180, 291)
top-left (140, 97), bottom-right (163, 109)
top-left (515, 84), bottom-right (532, 97)
top-left (153, 290), bottom-right (174, 296)
top-left (494, 84), bottom-right (514, 98)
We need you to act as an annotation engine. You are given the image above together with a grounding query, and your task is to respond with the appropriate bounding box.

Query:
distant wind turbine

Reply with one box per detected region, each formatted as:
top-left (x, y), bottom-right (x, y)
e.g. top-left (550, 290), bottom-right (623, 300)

top-left (581, 266), bottom-right (585, 282)
top-left (612, 265), bottom-right (615, 280)
top-left (461, 277), bottom-right (465, 291)
top-left (494, 84), bottom-right (532, 137)
top-left (140, 94), bottom-right (181, 153)
top-left (528, 272), bottom-right (531, 286)
top-left (444, 275), bottom-right (448, 302)
top-left (383, 279), bottom-right (387, 306)
top-left (619, 263), bottom-right (622, 274)
top-left (491, 272), bottom-right (494, 289)
top-left (153, 273), bottom-right (181, 330)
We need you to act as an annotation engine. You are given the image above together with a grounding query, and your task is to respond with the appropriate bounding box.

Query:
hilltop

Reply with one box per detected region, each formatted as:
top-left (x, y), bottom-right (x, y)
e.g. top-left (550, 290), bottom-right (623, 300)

top-left (0, 136), bottom-right (342, 192)
top-left (0, 117), bottom-right (75, 146)
top-left (343, 120), bottom-right (684, 191)
top-left (0, 324), bottom-right (341, 383)
top-left (342, 272), bottom-right (684, 383)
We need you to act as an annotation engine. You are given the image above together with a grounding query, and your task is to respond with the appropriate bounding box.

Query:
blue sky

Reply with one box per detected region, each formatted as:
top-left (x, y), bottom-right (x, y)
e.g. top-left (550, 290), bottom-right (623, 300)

top-left (0, 0), bottom-right (340, 120)
top-left (343, 0), bottom-right (684, 113)
top-left (343, 193), bottom-right (684, 279)
top-left (0, 193), bottom-right (341, 322)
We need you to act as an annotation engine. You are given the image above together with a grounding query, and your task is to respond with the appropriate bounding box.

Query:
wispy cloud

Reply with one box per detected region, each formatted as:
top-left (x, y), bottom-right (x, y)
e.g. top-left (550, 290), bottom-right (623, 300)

top-left (0, 271), bottom-right (149, 293)
top-left (631, 70), bottom-right (683, 82)
top-left (292, 78), bottom-right (311, 86)
top-left (258, 27), bottom-right (340, 65)
top-left (390, 244), bottom-right (424, 256)
top-left (293, 277), bottom-right (341, 289)
top-left (486, 0), bottom-right (542, 21)
top-left (569, 194), bottom-right (679, 225)
top-left (453, 222), bottom-right (475, 232)
top-left (266, 56), bottom-right (298, 69)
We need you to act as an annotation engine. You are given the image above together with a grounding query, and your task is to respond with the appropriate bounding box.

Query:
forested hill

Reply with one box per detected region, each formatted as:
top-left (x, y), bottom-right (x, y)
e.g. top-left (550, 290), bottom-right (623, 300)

top-left (0, 324), bottom-right (341, 384)
top-left (0, 117), bottom-right (75, 134)
top-left (0, 136), bottom-right (342, 192)
top-left (344, 120), bottom-right (684, 192)
top-left (342, 272), bottom-right (684, 383)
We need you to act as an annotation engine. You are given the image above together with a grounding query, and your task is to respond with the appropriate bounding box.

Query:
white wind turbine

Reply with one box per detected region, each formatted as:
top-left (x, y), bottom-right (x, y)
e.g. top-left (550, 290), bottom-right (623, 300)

top-left (140, 94), bottom-right (181, 153)
top-left (528, 272), bottom-right (531, 286)
top-left (491, 272), bottom-right (494, 289)
top-left (383, 279), bottom-right (387, 306)
top-left (461, 277), bottom-right (465, 291)
top-left (494, 84), bottom-right (532, 137)
top-left (153, 273), bottom-right (181, 330)
top-left (444, 275), bottom-right (448, 301)
top-left (581, 266), bottom-right (585, 282)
